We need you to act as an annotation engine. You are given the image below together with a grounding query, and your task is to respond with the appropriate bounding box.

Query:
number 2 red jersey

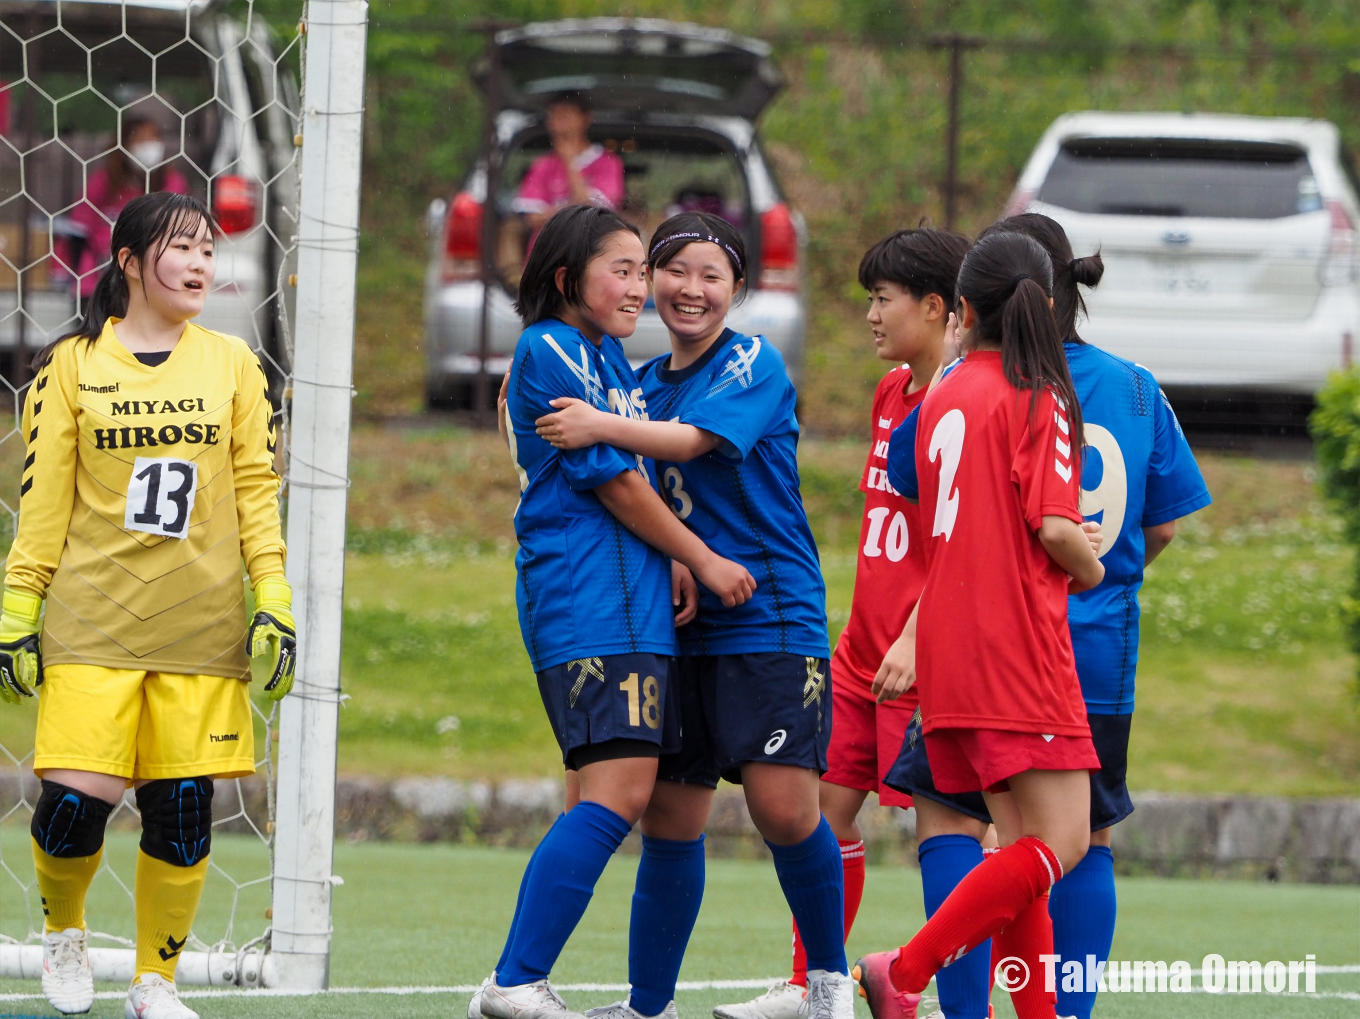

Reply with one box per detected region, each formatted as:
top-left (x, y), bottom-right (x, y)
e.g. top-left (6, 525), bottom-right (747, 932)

top-left (832, 367), bottom-right (927, 694)
top-left (913, 350), bottom-right (1089, 737)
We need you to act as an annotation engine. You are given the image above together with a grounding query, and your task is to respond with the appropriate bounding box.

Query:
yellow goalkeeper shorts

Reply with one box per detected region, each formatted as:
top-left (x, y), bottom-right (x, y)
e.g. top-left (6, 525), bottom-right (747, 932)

top-left (34, 664), bottom-right (256, 782)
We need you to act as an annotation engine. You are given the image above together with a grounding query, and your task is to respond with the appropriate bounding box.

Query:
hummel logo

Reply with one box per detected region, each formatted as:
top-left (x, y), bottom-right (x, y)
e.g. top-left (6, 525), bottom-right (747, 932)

top-left (209, 732), bottom-right (239, 742)
top-left (158, 935), bottom-right (187, 961)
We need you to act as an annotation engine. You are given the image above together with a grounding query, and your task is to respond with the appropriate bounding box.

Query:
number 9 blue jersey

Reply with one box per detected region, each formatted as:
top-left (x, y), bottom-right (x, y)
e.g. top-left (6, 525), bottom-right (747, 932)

top-left (884, 346), bottom-right (1211, 715)
top-left (1064, 341), bottom-right (1211, 714)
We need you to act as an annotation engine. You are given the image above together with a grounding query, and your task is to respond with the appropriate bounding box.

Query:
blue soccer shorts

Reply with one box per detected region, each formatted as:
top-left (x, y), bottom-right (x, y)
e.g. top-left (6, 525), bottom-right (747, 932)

top-left (536, 653), bottom-right (680, 770)
top-left (657, 653), bottom-right (832, 788)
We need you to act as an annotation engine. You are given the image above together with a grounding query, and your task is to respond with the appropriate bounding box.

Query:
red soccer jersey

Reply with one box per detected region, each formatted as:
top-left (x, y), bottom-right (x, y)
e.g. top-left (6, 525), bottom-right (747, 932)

top-left (913, 351), bottom-right (1089, 737)
top-left (832, 367), bottom-right (928, 696)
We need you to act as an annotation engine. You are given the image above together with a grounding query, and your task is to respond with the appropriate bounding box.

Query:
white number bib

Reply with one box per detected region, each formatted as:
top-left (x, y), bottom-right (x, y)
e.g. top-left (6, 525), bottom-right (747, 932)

top-left (125, 457), bottom-right (198, 538)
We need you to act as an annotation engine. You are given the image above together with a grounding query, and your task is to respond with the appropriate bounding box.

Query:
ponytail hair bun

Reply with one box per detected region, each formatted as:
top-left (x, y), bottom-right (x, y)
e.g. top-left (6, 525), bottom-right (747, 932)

top-left (981, 212), bottom-right (1100, 343)
top-left (1068, 252), bottom-right (1105, 289)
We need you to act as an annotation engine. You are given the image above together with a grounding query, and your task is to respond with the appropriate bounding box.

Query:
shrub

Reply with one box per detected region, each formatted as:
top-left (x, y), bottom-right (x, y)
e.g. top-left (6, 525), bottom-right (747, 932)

top-left (1310, 366), bottom-right (1360, 683)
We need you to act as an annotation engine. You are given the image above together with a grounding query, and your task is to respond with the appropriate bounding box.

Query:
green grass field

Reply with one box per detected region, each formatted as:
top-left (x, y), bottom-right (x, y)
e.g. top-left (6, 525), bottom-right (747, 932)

top-left (0, 835), bottom-right (1356, 1018)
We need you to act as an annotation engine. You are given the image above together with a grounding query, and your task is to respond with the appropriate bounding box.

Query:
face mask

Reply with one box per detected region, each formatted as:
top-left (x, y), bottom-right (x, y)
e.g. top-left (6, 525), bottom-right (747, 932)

top-left (130, 140), bottom-right (165, 170)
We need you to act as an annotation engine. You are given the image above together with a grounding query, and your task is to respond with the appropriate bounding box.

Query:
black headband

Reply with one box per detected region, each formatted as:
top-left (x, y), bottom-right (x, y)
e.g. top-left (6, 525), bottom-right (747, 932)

top-left (649, 230), bottom-right (744, 275)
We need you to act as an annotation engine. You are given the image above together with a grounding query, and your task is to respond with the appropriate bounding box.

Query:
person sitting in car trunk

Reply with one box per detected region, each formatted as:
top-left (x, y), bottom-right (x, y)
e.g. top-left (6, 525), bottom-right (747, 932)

top-left (513, 92), bottom-right (625, 247)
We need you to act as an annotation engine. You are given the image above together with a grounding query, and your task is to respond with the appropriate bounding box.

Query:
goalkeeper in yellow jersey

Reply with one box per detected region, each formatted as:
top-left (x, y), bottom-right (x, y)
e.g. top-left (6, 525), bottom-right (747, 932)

top-left (0, 191), bottom-right (294, 1019)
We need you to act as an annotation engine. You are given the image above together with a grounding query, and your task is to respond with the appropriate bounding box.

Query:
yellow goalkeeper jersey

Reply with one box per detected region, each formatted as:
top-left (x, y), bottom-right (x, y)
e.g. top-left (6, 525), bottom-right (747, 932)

top-left (5, 320), bottom-right (286, 678)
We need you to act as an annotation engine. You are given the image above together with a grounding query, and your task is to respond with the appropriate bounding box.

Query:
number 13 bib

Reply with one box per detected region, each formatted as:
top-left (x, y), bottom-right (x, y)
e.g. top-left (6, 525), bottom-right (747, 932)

top-left (124, 457), bottom-right (198, 538)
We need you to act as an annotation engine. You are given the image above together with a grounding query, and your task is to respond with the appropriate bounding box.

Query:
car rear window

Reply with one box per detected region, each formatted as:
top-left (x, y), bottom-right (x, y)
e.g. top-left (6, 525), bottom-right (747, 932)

top-left (1037, 138), bottom-right (1320, 219)
top-left (493, 129), bottom-right (750, 287)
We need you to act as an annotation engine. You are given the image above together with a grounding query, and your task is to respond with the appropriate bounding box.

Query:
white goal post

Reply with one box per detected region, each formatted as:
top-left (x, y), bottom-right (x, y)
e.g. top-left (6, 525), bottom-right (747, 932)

top-left (269, 0), bottom-right (368, 993)
top-left (0, 0), bottom-right (368, 991)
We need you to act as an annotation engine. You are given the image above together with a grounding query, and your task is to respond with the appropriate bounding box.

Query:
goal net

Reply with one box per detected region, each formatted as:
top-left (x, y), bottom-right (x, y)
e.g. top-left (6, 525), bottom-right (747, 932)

top-left (0, 0), bottom-right (362, 990)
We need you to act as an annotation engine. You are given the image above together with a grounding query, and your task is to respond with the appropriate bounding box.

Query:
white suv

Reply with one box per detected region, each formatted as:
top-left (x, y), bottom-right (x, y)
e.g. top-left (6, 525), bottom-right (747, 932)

top-left (1006, 112), bottom-right (1359, 395)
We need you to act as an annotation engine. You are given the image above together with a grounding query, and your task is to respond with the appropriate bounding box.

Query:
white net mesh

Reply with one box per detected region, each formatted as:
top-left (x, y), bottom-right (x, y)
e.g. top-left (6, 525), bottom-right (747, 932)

top-left (0, 0), bottom-right (304, 981)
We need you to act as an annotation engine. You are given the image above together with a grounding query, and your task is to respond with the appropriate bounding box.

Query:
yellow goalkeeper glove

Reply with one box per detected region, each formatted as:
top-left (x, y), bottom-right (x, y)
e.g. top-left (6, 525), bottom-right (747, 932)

top-left (0, 587), bottom-right (42, 704)
top-left (248, 577), bottom-right (296, 700)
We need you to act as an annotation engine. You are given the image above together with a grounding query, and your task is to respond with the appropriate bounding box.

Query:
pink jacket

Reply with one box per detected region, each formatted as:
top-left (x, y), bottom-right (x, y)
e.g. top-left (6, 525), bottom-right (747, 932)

top-left (69, 167), bottom-right (189, 295)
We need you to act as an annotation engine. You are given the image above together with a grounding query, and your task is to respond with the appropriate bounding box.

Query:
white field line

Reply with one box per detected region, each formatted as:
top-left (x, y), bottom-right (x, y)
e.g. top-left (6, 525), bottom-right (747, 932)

top-left (0, 968), bottom-right (1356, 1003)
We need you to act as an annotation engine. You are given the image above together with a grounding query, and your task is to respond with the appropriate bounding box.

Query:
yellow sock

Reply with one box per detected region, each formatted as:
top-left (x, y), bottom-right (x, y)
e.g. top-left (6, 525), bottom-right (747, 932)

top-left (31, 838), bottom-right (102, 932)
top-left (134, 850), bottom-right (209, 982)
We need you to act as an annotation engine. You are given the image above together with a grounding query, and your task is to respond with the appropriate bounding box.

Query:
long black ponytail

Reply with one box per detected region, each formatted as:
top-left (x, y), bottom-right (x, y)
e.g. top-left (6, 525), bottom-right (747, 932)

top-left (955, 230), bottom-right (1084, 449)
top-left (32, 191), bottom-right (212, 370)
top-left (981, 213), bottom-right (1104, 344)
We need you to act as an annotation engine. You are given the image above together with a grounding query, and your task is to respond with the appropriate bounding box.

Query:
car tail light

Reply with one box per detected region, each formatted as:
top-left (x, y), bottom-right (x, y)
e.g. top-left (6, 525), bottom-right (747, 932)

top-left (758, 203), bottom-right (799, 291)
top-left (1004, 188), bottom-right (1036, 218)
top-left (213, 176), bottom-right (258, 235)
top-left (1321, 199), bottom-right (1357, 287)
top-left (442, 191), bottom-right (483, 283)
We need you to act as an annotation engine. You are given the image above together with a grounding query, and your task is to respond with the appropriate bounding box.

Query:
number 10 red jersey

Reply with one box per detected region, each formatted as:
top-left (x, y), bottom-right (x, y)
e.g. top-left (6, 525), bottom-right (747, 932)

top-left (913, 351), bottom-right (1089, 738)
top-left (832, 366), bottom-right (928, 695)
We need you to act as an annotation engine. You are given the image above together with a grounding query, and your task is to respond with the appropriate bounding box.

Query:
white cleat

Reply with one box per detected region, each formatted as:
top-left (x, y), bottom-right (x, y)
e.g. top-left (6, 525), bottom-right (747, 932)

top-left (713, 980), bottom-right (807, 1019)
top-left (802, 969), bottom-right (856, 1019)
top-left (123, 973), bottom-right (199, 1019)
top-left (470, 972), bottom-right (495, 1019)
top-left (480, 978), bottom-right (587, 1019)
top-left (585, 1000), bottom-right (678, 1019)
top-left (41, 927), bottom-right (95, 1015)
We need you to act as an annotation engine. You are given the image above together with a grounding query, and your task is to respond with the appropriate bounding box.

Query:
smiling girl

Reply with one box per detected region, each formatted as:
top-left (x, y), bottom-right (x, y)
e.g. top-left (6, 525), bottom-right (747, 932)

top-left (0, 192), bottom-right (293, 1019)
top-left (534, 211), bottom-right (854, 1019)
top-left (481, 204), bottom-right (754, 1019)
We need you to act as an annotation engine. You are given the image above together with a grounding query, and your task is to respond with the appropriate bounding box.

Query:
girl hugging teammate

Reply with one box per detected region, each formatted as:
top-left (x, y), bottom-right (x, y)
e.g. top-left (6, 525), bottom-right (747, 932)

top-left (1, 192), bottom-right (294, 1019)
top-left (534, 211), bottom-right (856, 1019)
top-left (481, 205), bottom-right (754, 1019)
top-left (851, 232), bottom-right (1106, 1019)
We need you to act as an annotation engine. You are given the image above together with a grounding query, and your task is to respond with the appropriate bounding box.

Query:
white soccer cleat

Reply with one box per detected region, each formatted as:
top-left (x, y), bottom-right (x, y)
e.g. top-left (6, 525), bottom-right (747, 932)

top-left (585, 999), bottom-right (678, 1019)
top-left (41, 927), bottom-right (95, 1015)
top-left (802, 969), bottom-right (856, 1019)
top-left (713, 980), bottom-right (807, 1019)
top-left (480, 978), bottom-right (587, 1019)
top-left (123, 973), bottom-right (199, 1019)
top-left (470, 972), bottom-right (495, 1019)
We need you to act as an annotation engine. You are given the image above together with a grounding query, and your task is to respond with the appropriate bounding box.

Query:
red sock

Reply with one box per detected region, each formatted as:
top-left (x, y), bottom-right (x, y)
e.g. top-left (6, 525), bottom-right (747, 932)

top-left (888, 836), bottom-right (1061, 994)
top-left (792, 839), bottom-right (865, 986)
top-left (994, 892), bottom-right (1057, 1019)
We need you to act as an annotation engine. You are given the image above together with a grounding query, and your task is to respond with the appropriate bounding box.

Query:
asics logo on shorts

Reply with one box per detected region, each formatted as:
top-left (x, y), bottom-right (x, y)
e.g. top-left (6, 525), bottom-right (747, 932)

top-left (764, 729), bottom-right (788, 755)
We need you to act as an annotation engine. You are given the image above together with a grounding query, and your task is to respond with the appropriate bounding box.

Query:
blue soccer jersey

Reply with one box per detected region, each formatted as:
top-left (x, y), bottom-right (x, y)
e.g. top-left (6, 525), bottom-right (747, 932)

top-left (1064, 341), bottom-right (1210, 714)
top-left (638, 329), bottom-right (828, 658)
top-left (506, 319), bottom-right (677, 671)
top-left (882, 345), bottom-right (1210, 714)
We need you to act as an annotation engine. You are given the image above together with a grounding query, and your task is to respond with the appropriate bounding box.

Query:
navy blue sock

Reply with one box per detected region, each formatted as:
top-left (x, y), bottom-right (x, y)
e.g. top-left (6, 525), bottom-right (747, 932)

top-left (497, 801), bottom-right (633, 986)
top-left (1051, 844), bottom-right (1116, 1019)
top-left (628, 835), bottom-right (706, 1016)
top-left (766, 816), bottom-right (846, 976)
top-left (495, 813), bottom-right (564, 975)
top-left (918, 835), bottom-right (990, 1019)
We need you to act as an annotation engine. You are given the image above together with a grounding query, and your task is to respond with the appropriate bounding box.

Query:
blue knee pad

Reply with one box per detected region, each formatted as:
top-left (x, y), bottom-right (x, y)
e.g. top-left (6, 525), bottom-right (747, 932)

top-left (136, 778), bottom-right (213, 867)
top-left (32, 781), bottom-right (114, 858)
